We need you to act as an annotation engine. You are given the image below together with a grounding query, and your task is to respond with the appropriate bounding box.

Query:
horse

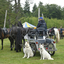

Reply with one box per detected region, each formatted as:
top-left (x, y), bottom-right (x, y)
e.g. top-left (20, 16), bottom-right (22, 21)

top-left (11, 27), bottom-right (22, 52)
top-left (10, 21), bottom-right (36, 52)
top-left (0, 27), bottom-right (14, 50)
top-left (54, 28), bottom-right (60, 42)
top-left (0, 21), bottom-right (31, 51)
top-left (9, 21), bottom-right (27, 52)
top-left (0, 24), bottom-right (23, 51)
top-left (10, 25), bottom-right (31, 52)
top-left (47, 27), bottom-right (60, 43)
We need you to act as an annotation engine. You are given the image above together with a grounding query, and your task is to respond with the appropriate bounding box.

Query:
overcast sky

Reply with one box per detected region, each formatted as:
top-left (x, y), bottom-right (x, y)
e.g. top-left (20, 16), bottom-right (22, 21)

top-left (13, 0), bottom-right (64, 11)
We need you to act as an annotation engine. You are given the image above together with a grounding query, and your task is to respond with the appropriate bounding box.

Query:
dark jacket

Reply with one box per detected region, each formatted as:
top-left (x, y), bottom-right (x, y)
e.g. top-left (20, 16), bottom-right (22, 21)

top-left (37, 20), bottom-right (47, 29)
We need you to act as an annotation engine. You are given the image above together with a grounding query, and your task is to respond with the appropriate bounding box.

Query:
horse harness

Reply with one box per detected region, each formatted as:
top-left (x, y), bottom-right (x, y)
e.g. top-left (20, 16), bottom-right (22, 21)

top-left (48, 28), bottom-right (55, 36)
top-left (1, 28), bottom-right (9, 38)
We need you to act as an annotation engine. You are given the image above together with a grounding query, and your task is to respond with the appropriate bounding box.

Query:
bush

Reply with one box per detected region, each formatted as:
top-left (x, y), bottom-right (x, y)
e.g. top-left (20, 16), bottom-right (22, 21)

top-left (19, 17), bottom-right (64, 28)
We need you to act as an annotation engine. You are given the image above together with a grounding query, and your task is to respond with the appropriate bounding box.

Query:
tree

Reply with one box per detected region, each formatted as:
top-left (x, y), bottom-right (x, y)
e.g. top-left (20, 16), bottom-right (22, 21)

top-left (44, 4), bottom-right (62, 19)
top-left (32, 3), bottom-right (38, 17)
top-left (0, 0), bottom-right (12, 27)
top-left (14, 0), bottom-right (20, 25)
top-left (6, 0), bottom-right (13, 28)
top-left (38, 1), bottom-right (46, 17)
top-left (24, 0), bottom-right (30, 16)
top-left (61, 7), bottom-right (64, 19)
top-left (32, 3), bottom-right (37, 13)
top-left (38, 1), bottom-right (43, 7)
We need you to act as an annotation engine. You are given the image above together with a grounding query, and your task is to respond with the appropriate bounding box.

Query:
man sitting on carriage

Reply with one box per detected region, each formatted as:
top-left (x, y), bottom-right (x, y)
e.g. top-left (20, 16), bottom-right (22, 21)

top-left (36, 17), bottom-right (47, 39)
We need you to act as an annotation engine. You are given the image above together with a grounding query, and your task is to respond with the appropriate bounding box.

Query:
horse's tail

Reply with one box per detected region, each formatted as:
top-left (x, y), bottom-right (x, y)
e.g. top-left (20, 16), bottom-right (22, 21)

top-left (15, 28), bottom-right (22, 45)
top-left (55, 29), bottom-right (60, 42)
top-left (57, 30), bottom-right (60, 42)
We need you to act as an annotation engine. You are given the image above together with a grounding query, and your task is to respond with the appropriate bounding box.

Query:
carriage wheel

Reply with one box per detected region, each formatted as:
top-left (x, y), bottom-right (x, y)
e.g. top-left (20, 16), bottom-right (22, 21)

top-left (30, 43), bottom-right (37, 56)
top-left (48, 51), bottom-right (55, 56)
top-left (48, 43), bottom-right (55, 56)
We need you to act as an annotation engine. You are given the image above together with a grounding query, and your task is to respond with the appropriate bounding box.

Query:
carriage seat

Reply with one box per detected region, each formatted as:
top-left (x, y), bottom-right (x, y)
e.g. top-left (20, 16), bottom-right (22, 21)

top-left (36, 27), bottom-right (47, 36)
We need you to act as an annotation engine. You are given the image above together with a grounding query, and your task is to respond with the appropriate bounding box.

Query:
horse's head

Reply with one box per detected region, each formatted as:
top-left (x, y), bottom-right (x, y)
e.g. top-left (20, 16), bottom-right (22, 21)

top-left (25, 27), bottom-right (34, 34)
top-left (17, 21), bottom-right (23, 27)
top-left (48, 27), bottom-right (54, 33)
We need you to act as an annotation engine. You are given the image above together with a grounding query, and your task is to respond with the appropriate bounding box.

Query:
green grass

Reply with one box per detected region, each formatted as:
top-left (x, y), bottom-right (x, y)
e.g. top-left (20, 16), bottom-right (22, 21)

top-left (0, 38), bottom-right (64, 64)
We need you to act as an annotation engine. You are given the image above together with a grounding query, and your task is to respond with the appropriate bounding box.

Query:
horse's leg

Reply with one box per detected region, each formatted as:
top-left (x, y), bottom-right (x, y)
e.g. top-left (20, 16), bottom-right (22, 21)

top-left (16, 44), bottom-right (18, 52)
top-left (9, 37), bottom-right (14, 50)
top-left (15, 41), bottom-right (19, 52)
top-left (11, 39), bottom-right (14, 50)
top-left (22, 37), bottom-right (25, 44)
top-left (18, 45), bottom-right (21, 52)
top-left (14, 41), bottom-right (16, 50)
top-left (22, 37), bottom-right (25, 50)
top-left (1, 39), bottom-right (3, 50)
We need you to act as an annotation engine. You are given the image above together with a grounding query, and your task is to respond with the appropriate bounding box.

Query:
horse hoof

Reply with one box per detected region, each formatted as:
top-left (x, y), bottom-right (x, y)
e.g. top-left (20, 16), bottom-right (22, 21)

top-left (11, 49), bottom-right (13, 51)
top-left (14, 48), bottom-right (16, 50)
top-left (19, 50), bottom-right (21, 52)
top-left (16, 50), bottom-right (18, 52)
top-left (1, 49), bottom-right (3, 50)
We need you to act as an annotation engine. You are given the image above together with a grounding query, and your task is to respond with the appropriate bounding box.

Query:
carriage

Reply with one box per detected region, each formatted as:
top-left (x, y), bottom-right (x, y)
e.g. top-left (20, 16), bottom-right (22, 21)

top-left (23, 28), bottom-right (57, 56)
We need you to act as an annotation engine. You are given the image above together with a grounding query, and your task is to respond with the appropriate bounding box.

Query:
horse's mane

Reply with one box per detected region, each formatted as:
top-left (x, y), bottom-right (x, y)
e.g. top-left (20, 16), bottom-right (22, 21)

top-left (17, 21), bottom-right (23, 27)
top-left (0, 28), bottom-right (2, 35)
top-left (15, 28), bottom-right (22, 44)
top-left (0, 28), bottom-right (2, 31)
top-left (12, 24), bottom-right (16, 27)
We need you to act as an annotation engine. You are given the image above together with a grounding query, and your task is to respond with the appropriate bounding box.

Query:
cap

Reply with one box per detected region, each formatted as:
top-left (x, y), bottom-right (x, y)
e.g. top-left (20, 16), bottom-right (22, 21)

top-left (39, 17), bottom-right (43, 19)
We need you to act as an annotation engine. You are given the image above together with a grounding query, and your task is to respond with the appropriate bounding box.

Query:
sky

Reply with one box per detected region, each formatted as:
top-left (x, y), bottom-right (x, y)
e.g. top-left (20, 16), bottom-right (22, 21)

top-left (13, 0), bottom-right (64, 11)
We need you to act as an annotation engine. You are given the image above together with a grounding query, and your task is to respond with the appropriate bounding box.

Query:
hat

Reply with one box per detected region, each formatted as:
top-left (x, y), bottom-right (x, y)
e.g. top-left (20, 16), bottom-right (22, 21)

top-left (39, 17), bottom-right (43, 19)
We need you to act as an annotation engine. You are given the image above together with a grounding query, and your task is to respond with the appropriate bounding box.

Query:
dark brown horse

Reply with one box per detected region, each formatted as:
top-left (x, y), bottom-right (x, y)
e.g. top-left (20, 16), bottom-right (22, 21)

top-left (0, 27), bottom-right (14, 50)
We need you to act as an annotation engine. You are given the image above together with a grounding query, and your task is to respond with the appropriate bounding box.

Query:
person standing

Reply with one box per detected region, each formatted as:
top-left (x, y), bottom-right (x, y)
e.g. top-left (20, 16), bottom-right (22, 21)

top-left (60, 26), bottom-right (63, 39)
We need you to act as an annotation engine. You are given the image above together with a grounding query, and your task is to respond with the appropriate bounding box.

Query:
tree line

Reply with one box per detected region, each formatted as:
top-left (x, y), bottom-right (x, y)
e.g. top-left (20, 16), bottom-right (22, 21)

top-left (0, 0), bottom-right (64, 28)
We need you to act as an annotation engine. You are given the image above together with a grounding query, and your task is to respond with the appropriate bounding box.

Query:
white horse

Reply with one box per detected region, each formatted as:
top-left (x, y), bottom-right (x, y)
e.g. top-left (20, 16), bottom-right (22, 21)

top-left (54, 28), bottom-right (60, 43)
top-left (47, 27), bottom-right (60, 43)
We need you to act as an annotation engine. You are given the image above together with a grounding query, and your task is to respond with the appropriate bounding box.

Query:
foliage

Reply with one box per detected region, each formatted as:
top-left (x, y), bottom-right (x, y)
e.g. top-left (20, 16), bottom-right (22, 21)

top-left (0, 0), bottom-right (64, 28)
top-left (0, 0), bottom-right (9, 27)
top-left (24, 0), bottom-right (30, 14)
top-left (32, 4), bottom-right (38, 17)
top-left (20, 17), bottom-right (64, 28)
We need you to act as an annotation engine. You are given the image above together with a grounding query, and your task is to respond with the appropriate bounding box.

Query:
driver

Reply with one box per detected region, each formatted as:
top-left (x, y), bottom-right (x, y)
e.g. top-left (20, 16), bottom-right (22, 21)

top-left (37, 17), bottom-right (47, 29)
top-left (37, 17), bottom-right (47, 39)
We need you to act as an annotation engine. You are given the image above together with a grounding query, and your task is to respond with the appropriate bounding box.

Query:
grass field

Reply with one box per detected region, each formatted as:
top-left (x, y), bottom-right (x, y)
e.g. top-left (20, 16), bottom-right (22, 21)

top-left (0, 38), bottom-right (64, 64)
